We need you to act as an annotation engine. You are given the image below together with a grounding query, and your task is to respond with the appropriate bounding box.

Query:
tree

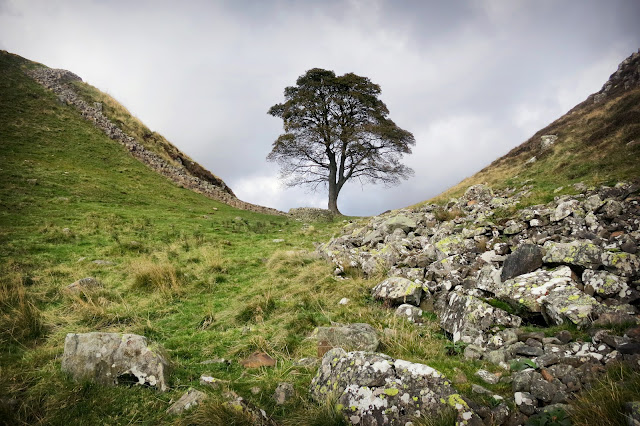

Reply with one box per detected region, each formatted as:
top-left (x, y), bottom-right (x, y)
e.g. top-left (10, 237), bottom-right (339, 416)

top-left (267, 68), bottom-right (415, 215)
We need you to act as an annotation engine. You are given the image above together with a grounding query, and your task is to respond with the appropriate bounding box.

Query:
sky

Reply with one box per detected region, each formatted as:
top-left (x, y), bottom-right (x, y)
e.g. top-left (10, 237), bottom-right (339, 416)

top-left (1, 0), bottom-right (639, 216)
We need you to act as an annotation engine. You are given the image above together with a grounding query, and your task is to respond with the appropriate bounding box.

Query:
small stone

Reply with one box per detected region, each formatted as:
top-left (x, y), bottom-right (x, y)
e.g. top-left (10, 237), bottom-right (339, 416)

top-left (556, 330), bottom-right (573, 344)
top-left (65, 277), bottom-right (102, 293)
top-left (166, 389), bottom-right (207, 415)
top-left (517, 346), bottom-right (544, 357)
top-left (239, 352), bottom-right (276, 368)
top-left (200, 375), bottom-right (223, 389)
top-left (540, 369), bottom-right (554, 382)
top-left (250, 387), bottom-right (261, 395)
top-left (200, 358), bottom-right (230, 365)
top-left (338, 297), bottom-right (350, 305)
top-left (514, 391), bottom-right (538, 415)
top-left (472, 384), bottom-right (492, 394)
top-left (394, 303), bottom-right (423, 323)
top-left (476, 369), bottom-right (499, 385)
top-left (273, 382), bottom-right (294, 405)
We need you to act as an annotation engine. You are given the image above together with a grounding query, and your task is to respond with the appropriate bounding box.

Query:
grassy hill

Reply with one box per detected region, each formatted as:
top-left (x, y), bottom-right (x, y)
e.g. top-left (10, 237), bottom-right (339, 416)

top-left (0, 52), bottom-right (510, 425)
top-left (426, 51), bottom-right (640, 207)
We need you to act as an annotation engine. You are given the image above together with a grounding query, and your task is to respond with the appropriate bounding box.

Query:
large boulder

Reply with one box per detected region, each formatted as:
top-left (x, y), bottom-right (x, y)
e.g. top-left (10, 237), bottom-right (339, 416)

top-left (314, 323), bottom-right (379, 353)
top-left (381, 214), bottom-right (417, 234)
top-left (496, 266), bottom-right (574, 313)
top-left (602, 251), bottom-right (640, 278)
top-left (371, 277), bottom-right (422, 306)
top-left (542, 284), bottom-right (600, 328)
top-left (440, 292), bottom-right (521, 344)
top-left (62, 332), bottom-right (170, 391)
top-left (542, 240), bottom-right (603, 269)
top-left (501, 244), bottom-right (543, 281)
top-left (582, 270), bottom-right (628, 297)
top-left (311, 348), bottom-right (479, 425)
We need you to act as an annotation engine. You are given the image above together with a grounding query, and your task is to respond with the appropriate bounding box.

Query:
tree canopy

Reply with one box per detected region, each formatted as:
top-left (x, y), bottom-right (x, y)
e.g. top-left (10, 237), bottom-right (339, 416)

top-left (267, 68), bottom-right (415, 214)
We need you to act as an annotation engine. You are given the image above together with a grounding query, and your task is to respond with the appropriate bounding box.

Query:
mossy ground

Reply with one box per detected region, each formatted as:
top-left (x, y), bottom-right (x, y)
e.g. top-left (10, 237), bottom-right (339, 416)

top-left (0, 51), bottom-right (510, 425)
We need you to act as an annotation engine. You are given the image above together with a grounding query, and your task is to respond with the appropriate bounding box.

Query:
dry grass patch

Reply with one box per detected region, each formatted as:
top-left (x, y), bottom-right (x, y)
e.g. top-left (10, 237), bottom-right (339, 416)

top-left (0, 271), bottom-right (44, 344)
top-left (131, 258), bottom-right (184, 295)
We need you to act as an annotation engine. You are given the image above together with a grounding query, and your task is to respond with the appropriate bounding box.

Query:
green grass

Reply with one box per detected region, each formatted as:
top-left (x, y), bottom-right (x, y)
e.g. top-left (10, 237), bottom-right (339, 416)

top-left (0, 50), bottom-right (513, 424)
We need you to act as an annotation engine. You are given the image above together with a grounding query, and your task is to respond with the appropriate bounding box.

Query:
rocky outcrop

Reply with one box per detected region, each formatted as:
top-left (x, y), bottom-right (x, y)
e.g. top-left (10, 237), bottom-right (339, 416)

top-left (592, 49), bottom-right (640, 103)
top-left (25, 68), bottom-right (283, 215)
top-left (61, 332), bottom-right (170, 391)
top-left (317, 181), bottom-right (640, 420)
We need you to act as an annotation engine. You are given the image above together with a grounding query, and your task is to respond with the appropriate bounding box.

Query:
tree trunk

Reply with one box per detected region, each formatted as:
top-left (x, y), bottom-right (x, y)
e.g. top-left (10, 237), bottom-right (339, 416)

top-left (328, 167), bottom-right (341, 215)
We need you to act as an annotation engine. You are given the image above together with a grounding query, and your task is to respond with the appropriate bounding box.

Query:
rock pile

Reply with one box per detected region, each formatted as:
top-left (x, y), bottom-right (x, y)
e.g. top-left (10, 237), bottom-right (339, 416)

top-left (25, 68), bottom-right (283, 215)
top-left (317, 182), bottom-right (640, 421)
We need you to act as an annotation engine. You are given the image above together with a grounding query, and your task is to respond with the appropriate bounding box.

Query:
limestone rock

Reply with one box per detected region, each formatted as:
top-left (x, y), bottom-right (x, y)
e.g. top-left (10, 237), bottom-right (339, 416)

top-left (501, 244), bottom-right (543, 281)
top-left (371, 277), bottom-right (422, 306)
top-left (311, 348), bottom-right (477, 425)
top-left (61, 332), bottom-right (169, 391)
top-left (166, 388), bottom-right (207, 414)
top-left (314, 323), bottom-right (379, 354)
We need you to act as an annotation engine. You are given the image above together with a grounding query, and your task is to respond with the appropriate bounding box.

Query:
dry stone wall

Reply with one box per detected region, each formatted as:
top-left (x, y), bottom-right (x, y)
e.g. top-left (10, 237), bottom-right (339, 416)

top-left (26, 68), bottom-right (283, 215)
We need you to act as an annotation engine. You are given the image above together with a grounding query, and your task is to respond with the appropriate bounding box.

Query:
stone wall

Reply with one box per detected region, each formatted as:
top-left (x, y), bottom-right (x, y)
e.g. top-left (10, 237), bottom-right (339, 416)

top-left (25, 68), bottom-right (284, 216)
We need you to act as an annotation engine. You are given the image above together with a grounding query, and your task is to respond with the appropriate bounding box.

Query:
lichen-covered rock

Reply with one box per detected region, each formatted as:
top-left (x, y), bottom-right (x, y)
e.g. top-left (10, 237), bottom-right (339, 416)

top-left (394, 304), bottom-right (423, 324)
top-left (551, 200), bottom-right (581, 222)
top-left (314, 323), bottom-right (379, 353)
top-left (381, 214), bottom-right (417, 234)
top-left (371, 277), bottom-right (422, 306)
top-left (62, 332), bottom-right (170, 391)
top-left (310, 348), bottom-right (479, 425)
top-left (440, 292), bottom-right (521, 344)
top-left (461, 184), bottom-right (494, 205)
top-left (434, 234), bottom-right (476, 257)
top-left (501, 244), bottom-right (543, 281)
top-left (496, 266), bottom-right (574, 313)
top-left (542, 284), bottom-right (600, 327)
top-left (582, 270), bottom-right (628, 297)
top-left (602, 251), bottom-right (640, 278)
top-left (542, 240), bottom-right (603, 269)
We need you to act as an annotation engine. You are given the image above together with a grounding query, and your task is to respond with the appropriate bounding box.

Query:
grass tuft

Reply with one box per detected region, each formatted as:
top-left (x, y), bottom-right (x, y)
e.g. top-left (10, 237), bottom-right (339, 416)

top-left (569, 363), bottom-right (640, 426)
top-left (131, 259), bottom-right (184, 295)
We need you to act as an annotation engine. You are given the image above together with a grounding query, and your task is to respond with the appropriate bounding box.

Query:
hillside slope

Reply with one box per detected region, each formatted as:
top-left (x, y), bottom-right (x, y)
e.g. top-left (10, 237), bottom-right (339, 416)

top-left (3, 50), bottom-right (281, 215)
top-left (428, 49), bottom-right (640, 206)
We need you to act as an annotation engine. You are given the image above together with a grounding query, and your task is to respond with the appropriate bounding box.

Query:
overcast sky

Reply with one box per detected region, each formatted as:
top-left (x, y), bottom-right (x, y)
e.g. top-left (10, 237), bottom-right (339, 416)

top-left (1, 0), bottom-right (639, 216)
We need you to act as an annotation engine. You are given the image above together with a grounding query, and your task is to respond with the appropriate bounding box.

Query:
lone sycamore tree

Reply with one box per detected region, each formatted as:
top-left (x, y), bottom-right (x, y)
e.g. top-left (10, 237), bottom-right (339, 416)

top-left (267, 68), bottom-right (415, 215)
